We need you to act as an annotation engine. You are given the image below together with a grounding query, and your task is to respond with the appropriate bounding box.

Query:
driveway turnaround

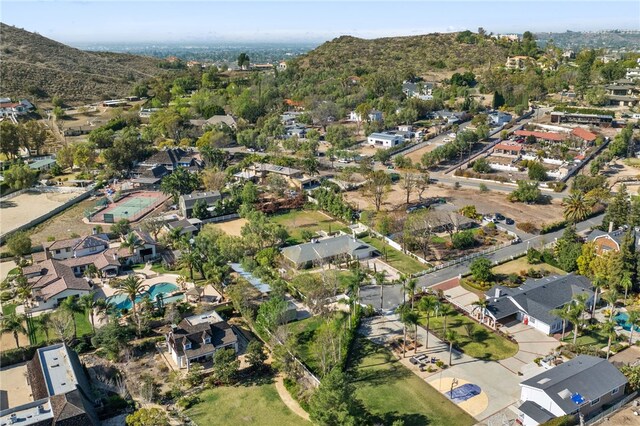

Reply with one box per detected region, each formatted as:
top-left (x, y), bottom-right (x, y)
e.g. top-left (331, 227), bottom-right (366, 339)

top-left (498, 322), bottom-right (561, 375)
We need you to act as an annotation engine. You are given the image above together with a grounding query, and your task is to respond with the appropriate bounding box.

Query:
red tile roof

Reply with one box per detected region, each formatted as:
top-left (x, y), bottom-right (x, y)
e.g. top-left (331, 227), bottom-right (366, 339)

top-left (495, 143), bottom-right (524, 152)
top-left (514, 130), bottom-right (567, 142)
top-left (571, 127), bottom-right (597, 142)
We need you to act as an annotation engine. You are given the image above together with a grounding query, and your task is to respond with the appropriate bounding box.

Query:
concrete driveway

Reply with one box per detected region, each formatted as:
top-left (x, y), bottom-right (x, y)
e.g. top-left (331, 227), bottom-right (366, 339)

top-left (498, 322), bottom-right (561, 375)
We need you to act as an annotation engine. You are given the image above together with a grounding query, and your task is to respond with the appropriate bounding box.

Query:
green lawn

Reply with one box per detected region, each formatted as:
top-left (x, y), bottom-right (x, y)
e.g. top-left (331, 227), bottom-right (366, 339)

top-left (185, 380), bottom-right (309, 426)
top-left (361, 237), bottom-right (427, 275)
top-left (561, 327), bottom-right (617, 348)
top-left (28, 310), bottom-right (93, 345)
top-left (2, 303), bottom-right (17, 316)
top-left (349, 338), bottom-right (475, 426)
top-left (421, 309), bottom-right (518, 361)
top-left (270, 210), bottom-right (350, 244)
top-left (492, 257), bottom-right (566, 276)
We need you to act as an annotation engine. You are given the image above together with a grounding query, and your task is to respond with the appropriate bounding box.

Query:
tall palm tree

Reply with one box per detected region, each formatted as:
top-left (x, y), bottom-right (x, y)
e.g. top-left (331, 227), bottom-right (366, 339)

top-left (374, 271), bottom-right (387, 311)
top-left (551, 306), bottom-right (572, 341)
top-left (439, 303), bottom-right (454, 335)
top-left (591, 275), bottom-right (606, 320)
top-left (563, 191), bottom-right (591, 224)
top-left (405, 278), bottom-right (418, 311)
top-left (628, 310), bottom-right (640, 345)
top-left (179, 249), bottom-right (200, 281)
top-left (472, 299), bottom-right (489, 325)
top-left (446, 329), bottom-right (458, 366)
top-left (419, 295), bottom-right (439, 349)
top-left (38, 312), bottom-right (52, 342)
top-left (60, 297), bottom-right (84, 338)
top-left (114, 275), bottom-right (147, 334)
top-left (602, 321), bottom-right (617, 360)
top-left (568, 294), bottom-right (588, 345)
top-left (397, 304), bottom-right (410, 358)
top-left (1, 313), bottom-right (26, 348)
top-left (621, 273), bottom-right (633, 304)
top-left (603, 290), bottom-right (619, 322)
top-left (120, 232), bottom-right (143, 257)
top-left (78, 292), bottom-right (99, 333)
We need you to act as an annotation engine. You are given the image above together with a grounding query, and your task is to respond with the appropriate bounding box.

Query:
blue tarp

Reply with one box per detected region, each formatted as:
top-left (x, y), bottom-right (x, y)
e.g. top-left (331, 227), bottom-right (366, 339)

top-left (571, 393), bottom-right (585, 404)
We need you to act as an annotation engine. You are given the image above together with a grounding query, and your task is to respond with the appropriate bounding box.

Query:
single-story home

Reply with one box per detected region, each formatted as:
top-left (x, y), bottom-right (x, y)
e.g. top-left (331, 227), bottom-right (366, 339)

top-left (281, 234), bottom-right (377, 269)
top-left (179, 191), bottom-right (222, 218)
top-left (28, 158), bottom-right (57, 171)
top-left (571, 127), bottom-right (598, 143)
top-left (517, 355), bottom-right (628, 425)
top-left (493, 142), bottom-right (524, 156)
top-left (165, 310), bottom-right (238, 369)
top-left (514, 130), bottom-right (567, 143)
top-left (479, 273), bottom-right (595, 334)
top-left (367, 132), bottom-right (404, 149)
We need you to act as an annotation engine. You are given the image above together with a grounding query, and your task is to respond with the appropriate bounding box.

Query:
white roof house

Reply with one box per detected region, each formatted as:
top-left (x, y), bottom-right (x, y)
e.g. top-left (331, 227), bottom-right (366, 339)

top-left (367, 132), bottom-right (404, 149)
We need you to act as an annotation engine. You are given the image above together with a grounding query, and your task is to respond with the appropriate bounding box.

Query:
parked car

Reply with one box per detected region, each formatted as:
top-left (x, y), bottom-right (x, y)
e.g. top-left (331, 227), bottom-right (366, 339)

top-left (494, 213), bottom-right (505, 221)
top-left (505, 218), bottom-right (515, 225)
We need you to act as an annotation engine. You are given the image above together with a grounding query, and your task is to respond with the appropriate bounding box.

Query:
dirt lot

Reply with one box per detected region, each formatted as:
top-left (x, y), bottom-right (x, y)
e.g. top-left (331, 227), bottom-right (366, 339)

top-left (405, 142), bottom-right (441, 164)
top-left (599, 402), bottom-right (640, 426)
top-left (1, 191), bottom-right (80, 235)
top-left (210, 218), bottom-right (248, 237)
top-left (346, 183), bottom-right (565, 226)
top-left (0, 363), bottom-right (31, 410)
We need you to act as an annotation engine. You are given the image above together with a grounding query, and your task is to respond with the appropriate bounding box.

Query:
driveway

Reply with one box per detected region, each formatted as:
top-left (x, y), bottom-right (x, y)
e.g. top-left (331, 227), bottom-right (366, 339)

top-left (361, 314), bottom-right (522, 422)
top-left (497, 322), bottom-right (560, 376)
top-left (359, 284), bottom-right (404, 313)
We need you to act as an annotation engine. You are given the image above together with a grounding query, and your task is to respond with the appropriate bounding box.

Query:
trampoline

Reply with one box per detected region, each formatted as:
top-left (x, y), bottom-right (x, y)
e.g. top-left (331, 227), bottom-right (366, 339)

top-left (446, 383), bottom-right (481, 403)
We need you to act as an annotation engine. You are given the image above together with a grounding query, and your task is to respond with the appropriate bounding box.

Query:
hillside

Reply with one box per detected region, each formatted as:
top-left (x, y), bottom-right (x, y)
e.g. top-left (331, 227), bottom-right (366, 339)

top-left (295, 33), bottom-right (509, 77)
top-left (0, 23), bottom-right (169, 103)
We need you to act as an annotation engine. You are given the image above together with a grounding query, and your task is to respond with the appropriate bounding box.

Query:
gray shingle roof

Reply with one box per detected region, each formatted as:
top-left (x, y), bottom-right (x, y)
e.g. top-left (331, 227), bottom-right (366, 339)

top-left (520, 355), bottom-right (627, 415)
top-left (281, 235), bottom-right (375, 265)
top-left (587, 228), bottom-right (640, 251)
top-left (518, 401), bottom-right (555, 424)
top-left (179, 191), bottom-right (221, 209)
top-left (486, 273), bottom-right (593, 325)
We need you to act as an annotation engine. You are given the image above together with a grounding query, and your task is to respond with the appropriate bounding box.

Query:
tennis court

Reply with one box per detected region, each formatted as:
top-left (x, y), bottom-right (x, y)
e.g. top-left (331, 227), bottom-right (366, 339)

top-left (91, 191), bottom-right (168, 223)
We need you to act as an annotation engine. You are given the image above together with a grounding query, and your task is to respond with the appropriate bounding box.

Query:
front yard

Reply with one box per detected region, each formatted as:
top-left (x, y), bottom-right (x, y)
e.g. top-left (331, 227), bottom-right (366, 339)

top-left (185, 379), bottom-right (309, 426)
top-left (361, 236), bottom-right (427, 275)
top-left (420, 308), bottom-right (518, 361)
top-left (348, 338), bottom-right (474, 426)
top-left (270, 209), bottom-right (350, 245)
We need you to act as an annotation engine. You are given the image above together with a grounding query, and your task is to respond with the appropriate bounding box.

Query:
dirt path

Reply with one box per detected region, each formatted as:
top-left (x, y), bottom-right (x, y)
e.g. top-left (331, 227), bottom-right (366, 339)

top-left (274, 375), bottom-right (310, 422)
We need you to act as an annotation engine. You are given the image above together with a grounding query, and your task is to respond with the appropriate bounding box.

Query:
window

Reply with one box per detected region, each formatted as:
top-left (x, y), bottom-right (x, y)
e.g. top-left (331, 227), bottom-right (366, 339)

top-left (591, 398), bottom-right (600, 406)
top-left (612, 387), bottom-right (619, 395)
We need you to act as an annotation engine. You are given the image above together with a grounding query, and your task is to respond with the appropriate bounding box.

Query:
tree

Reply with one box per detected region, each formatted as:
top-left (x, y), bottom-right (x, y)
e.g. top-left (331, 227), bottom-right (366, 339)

top-left (1, 313), bottom-right (26, 348)
top-left (240, 181), bottom-right (259, 205)
top-left (446, 329), bottom-right (458, 366)
top-left (509, 180), bottom-right (541, 204)
top-left (418, 295), bottom-right (439, 349)
top-left (245, 340), bottom-right (267, 370)
top-left (91, 321), bottom-right (136, 360)
top-left (472, 158), bottom-right (492, 174)
top-left (79, 293), bottom-right (102, 333)
top-left (237, 52), bottom-right (250, 69)
top-left (7, 232), bottom-right (32, 258)
top-left (114, 275), bottom-right (146, 335)
top-left (3, 163), bottom-right (38, 190)
top-left (527, 161), bottom-right (548, 181)
top-left (563, 191), bottom-right (591, 223)
top-left (192, 199), bottom-right (210, 220)
top-left (602, 321), bottom-right (616, 360)
top-left (470, 257), bottom-right (493, 282)
top-left (400, 173), bottom-right (418, 205)
top-left (23, 121), bottom-right (49, 156)
top-left (0, 121), bottom-right (24, 159)
top-left (60, 296), bottom-right (84, 338)
top-left (212, 347), bottom-right (240, 384)
top-left (73, 141), bottom-right (98, 172)
top-left (362, 170), bottom-right (391, 212)
top-left (621, 272), bottom-right (633, 303)
top-left (439, 303), bottom-right (454, 336)
top-left (628, 310), bottom-right (640, 344)
top-left (111, 219), bottom-right (132, 238)
top-left (160, 166), bottom-right (200, 203)
top-left (308, 368), bottom-right (368, 426)
top-left (256, 296), bottom-right (289, 334)
top-left (603, 184), bottom-right (631, 232)
top-left (120, 232), bottom-right (143, 256)
top-left (201, 168), bottom-right (227, 192)
top-left (126, 408), bottom-right (169, 426)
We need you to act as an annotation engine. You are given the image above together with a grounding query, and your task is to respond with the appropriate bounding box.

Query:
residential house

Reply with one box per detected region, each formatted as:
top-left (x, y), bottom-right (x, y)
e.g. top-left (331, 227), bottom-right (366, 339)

top-left (28, 158), bottom-right (57, 171)
top-left (571, 128), bottom-right (598, 144)
top-left (165, 310), bottom-right (238, 369)
top-left (164, 218), bottom-right (200, 237)
top-left (179, 191), bottom-right (222, 218)
top-left (626, 68), bottom-right (640, 80)
top-left (281, 111), bottom-right (304, 125)
top-left (562, 50), bottom-right (575, 59)
top-left (0, 99), bottom-right (32, 117)
top-left (281, 234), bottom-right (377, 269)
top-left (550, 112), bottom-right (613, 127)
top-left (434, 110), bottom-right (467, 124)
top-left (427, 203), bottom-right (478, 233)
top-left (285, 125), bottom-right (307, 139)
top-left (493, 142), bottom-right (524, 156)
top-left (0, 344), bottom-right (99, 425)
top-left (517, 355), bottom-right (627, 425)
top-left (139, 148), bottom-right (203, 173)
top-left (505, 56), bottom-right (531, 71)
top-left (349, 110), bottom-right (383, 123)
top-left (139, 107), bottom-right (160, 118)
top-left (514, 130), bottom-right (567, 144)
top-left (402, 81), bottom-right (434, 101)
top-left (42, 234), bottom-right (110, 261)
top-left (130, 164), bottom-right (169, 186)
top-left (21, 260), bottom-right (93, 311)
top-left (367, 132), bottom-right (404, 149)
top-left (587, 227), bottom-right (640, 256)
top-left (488, 111), bottom-right (512, 127)
top-left (480, 274), bottom-right (595, 334)
top-left (605, 82), bottom-right (639, 107)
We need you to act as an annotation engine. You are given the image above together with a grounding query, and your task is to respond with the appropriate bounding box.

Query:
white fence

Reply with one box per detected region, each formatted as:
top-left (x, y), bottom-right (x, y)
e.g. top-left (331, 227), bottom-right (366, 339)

top-left (359, 222), bottom-right (432, 266)
top-left (587, 392), bottom-right (638, 425)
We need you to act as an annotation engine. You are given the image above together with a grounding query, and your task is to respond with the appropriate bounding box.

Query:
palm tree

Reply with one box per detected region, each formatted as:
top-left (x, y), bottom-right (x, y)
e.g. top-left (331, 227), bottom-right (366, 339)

top-left (551, 306), bottom-right (572, 341)
top-left (472, 299), bottom-right (489, 325)
top-left (114, 275), bottom-right (146, 334)
top-left (439, 303), bottom-right (454, 335)
top-left (563, 191), bottom-right (590, 223)
top-left (603, 290), bottom-right (619, 322)
top-left (405, 278), bottom-right (418, 311)
top-left (78, 292), bottom-right (99, 333)
top-left (60, 297), bottom-right (84, 338)
top-left (120, 232), bottom-right (143, 257)
top-left (179, 249), bottom-right (200, 281)
top-left (374, 271), bottom-right (387, 311)
top-left (621, 273), bottom-right (633, 304)
top-left (397, 304), bottom-right (410, 358)
top-left (419, 295), bottom-right (439, 349)
top-left (628, 310), bottom-right (640, 344)
top-left (446, 329), bottom-right (458, 366)
top-left (568, 294), bottom-right (588, 345)
top-left (591, 275), bottom-right (606, 320)
top-left (1, 313), bottom-right (26, 348)
top-left (602, 321), bottom-right (617, 360)
top-left (38, 312), bottom-right (52, 342)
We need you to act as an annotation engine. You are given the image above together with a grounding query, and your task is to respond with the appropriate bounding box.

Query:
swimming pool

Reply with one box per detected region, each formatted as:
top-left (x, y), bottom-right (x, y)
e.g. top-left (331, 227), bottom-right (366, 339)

top-left (614, 312), bottom-right (640, 332)
top-left (107, 282), bottom-right (183, 310)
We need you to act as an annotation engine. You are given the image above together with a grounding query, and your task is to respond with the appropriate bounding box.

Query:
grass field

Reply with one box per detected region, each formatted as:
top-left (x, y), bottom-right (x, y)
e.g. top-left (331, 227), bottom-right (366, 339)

top-left (421, 309), bottom-right (518, 361)
top-left (349, 338), bottom-right (475, 426)
top-left (185, 380), bottom-right (309, 426)
top-left (492, 257), bottom-right (566, 276)
top-left (561, 327), bottom-right (616, 348)
top-left (361, 236), bottom-right (427, 275)
top-left (270, 210), bottom-right (350, 244)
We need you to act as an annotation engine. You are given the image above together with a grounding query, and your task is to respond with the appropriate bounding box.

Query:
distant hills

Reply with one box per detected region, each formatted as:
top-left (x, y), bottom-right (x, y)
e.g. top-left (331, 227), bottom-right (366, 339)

top-left (535, 30), bottom-right (640, 51)
top-left (294, 33), bottom-right (509, 77)
top-left (0, 23), bottom-right (169, 103)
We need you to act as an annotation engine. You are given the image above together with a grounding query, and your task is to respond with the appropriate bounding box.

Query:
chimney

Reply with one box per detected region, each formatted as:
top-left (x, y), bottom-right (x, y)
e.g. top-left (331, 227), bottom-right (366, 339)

top-left (609, 221), bottom-right (614, 233)
top-left (92, 227), bottom-right (97, 235)
top-left (494, 288), bottom-right (502, 298)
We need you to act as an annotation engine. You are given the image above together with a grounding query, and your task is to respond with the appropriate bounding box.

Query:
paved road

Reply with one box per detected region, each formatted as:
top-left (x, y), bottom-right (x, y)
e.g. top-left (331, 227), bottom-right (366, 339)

top-left (417, 213), bottom-right (604, 288)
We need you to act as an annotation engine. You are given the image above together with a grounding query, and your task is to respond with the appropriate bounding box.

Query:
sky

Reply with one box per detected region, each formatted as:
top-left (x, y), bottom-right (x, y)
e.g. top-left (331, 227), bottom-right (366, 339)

top-left (2, 0), bottom-right (639, 44)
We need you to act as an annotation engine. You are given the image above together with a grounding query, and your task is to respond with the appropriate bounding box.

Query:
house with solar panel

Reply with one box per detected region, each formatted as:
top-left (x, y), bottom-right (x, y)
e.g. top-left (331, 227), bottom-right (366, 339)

top-left (517, 355), bottom-right (628, 425)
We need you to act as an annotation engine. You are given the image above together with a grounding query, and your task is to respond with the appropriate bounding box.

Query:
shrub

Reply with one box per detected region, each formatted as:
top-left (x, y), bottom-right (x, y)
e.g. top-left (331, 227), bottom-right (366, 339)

top-left (472, 158), bottom-right (493, 173)
top-left (479, 183), bottom-right (489, 192)
top-left (540, 220), bottom-right (567, 234)
top-left (517, 222), bottom-right (538, 234)
top-left (1, 291), bottom-right (12, 302)
top-left (470, 257), bottom-right (493, 282)
top-left (452, 230), bottom-right (477, 250)
top-left (527, 248), bottom-right (542, 264)
top-left (177, 394), bottom-right (201, 410)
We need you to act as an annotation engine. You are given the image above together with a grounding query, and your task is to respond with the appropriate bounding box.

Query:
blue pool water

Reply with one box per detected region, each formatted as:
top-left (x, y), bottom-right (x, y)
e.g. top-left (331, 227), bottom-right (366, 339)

top-left (107, 282), bottom-right (183, 310)
top-left (614, 312), bottom-right (640, 332)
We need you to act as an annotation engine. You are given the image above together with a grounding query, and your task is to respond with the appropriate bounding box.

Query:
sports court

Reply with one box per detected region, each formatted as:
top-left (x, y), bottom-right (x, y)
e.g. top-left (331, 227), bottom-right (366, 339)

top-left (429, 377), bottom-right (488, 418)
top-left (89, 191), bottom-right (168, 223)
